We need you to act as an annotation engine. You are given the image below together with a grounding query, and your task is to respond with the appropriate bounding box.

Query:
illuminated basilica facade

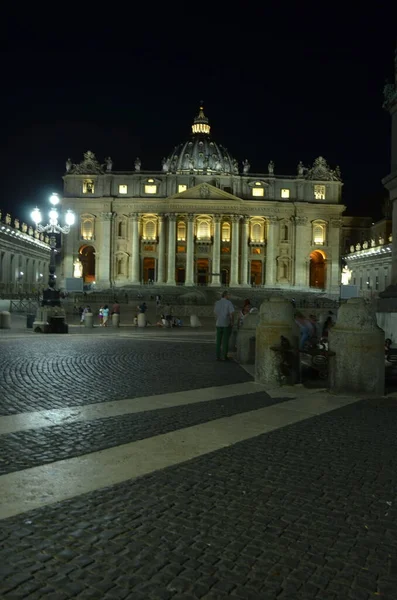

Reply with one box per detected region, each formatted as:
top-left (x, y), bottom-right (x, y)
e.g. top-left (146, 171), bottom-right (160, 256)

top-left (61, 108), bottom-right (345, 293)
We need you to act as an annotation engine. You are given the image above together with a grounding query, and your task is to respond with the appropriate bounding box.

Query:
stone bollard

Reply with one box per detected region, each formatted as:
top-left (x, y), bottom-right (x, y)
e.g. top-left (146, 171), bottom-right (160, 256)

top-left (84, 313), bottom-right (94, 328)
top-left (112, 313), bottom-right (120, 328)
top-left (329, 298), bottom-right (384, 396)
top-left (255, 297), bottom-right (299, 386)
top-left (138, 313), bottom-right (146, 328)
top-left (0, 311), bottom-right (11, 329)
top-left (190, 314), bottom-right (201, 328)
top-left (237, 312), bottom-right (260, 364)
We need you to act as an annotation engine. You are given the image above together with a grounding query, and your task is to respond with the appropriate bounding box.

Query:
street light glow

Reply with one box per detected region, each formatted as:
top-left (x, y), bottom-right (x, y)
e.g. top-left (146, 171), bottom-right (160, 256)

top-left (31, 207), bottom-right (42, 224)
top-left (49, 209), bottom-right (58, 223)
top-left (65, 210), bottom-right (75, 226)
top-left (49, 193), bottom-right (60, 206)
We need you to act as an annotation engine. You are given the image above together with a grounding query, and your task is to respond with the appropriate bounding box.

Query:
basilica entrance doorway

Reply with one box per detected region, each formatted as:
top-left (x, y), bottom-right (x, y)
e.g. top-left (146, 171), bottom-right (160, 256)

top-left (196, 259), bottom-right (209, 285)
top-left (176, 267), bottom-right (185, 284)
top-left (79, 245), bottom-right (95, 283)
top-left (250, 261), bottom-right (262, 286)
top-left (143, 257), bottom-right (155, 283)
top-left (309, 250), bottom-right (326, 288)
top-left (221, 268), bottom-right (229, 286)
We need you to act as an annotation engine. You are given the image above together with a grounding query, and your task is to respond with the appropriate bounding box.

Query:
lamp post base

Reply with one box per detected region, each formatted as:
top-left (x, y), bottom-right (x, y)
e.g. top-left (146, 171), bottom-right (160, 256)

top-left (33, 306), bottom-right (68, 334)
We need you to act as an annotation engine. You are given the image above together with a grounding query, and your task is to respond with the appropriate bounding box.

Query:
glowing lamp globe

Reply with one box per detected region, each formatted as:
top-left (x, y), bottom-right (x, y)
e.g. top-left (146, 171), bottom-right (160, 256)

top-left (65, 210), bottom-right (75, 226)
top-left (31, 207), bottom-right (42, 224)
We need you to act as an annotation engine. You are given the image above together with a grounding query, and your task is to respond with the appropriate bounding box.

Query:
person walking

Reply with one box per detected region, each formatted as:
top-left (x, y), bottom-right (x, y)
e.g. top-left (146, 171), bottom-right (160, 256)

top-left (214, 291), bottom-right (235, 361)
top-left (102, 305), bottom-right (110, 327)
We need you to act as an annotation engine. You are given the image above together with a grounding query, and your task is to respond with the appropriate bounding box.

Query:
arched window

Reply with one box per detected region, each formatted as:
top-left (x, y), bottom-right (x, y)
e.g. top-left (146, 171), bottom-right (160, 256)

top-left (144, 220), bottom-right (156, 239)
top-left (251, 223), bottom-right (262, 242)
top-left (312, 221), bottom-right (326, 245)
top-left (80, 215), bottom-right (95, 240)
top-left (221, 222), bottom-right (230, 242)
top-left (197, 220), bottom-right (210, 239)
top-left (177, 221), bottom-right (186, 241)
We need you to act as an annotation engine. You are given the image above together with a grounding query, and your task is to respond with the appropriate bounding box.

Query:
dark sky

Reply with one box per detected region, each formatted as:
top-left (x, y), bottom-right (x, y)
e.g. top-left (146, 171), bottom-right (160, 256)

top-left (1, 8), bottom-right (396, 224)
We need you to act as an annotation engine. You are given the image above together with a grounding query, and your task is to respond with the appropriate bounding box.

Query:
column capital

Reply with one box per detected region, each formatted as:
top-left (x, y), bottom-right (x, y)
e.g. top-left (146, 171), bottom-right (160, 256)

top-left (100, 211), bottom-right (114, 221)
top-left (213, 215), bottom-right (222, 223)
top-left (166, 213), bottom-right (177, 222)
top-left (157, 214), bottom-right (165, 223)
top-left (292, 215), bottom-right (308, 225)
top-left (231, 214), bottom-right (242, 223)
top-left (186, 214), bottom-right (195, 222)
top-left (330, 218), bottom-right (343, 228)
top-left (267, 215), bottom-right (279, 223)
top-left (128, 212), bottom-right (140, 220)
top-left (241, 215), bottom-right (250, 224)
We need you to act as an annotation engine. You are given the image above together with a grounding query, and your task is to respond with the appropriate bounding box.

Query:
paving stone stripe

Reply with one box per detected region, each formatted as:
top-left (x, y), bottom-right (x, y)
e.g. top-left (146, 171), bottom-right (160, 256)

top-left (1, 398), bottom-right (396, 599)
top-left (0, 392), bottom-right (291, 475)
top-left (0, 339), bottom-right (250, 415)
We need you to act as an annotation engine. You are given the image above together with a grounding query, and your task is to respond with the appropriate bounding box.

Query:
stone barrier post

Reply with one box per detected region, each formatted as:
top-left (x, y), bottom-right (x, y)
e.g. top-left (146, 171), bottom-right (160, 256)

top-left (329, 298), bottom-right (384, 395)
top-left (190, 315), bottom-right (201, 328)
top-left (237, 312), bottom-right (260, 364)
top-left (84, 313), bottom-right (94, 328)
top-left (255, 297), bottom-right (298, 386)
top-left (138, 313), bottom-right (146, 328)
top-left (112, 313), bottom-right (120, 328)
top-left (0, 311), bottom-right (11, 329)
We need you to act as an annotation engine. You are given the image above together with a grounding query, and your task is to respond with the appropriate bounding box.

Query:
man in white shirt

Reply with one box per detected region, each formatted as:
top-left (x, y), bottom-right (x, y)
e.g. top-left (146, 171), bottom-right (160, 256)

top-left (214, 291), bottom-right (235, 361)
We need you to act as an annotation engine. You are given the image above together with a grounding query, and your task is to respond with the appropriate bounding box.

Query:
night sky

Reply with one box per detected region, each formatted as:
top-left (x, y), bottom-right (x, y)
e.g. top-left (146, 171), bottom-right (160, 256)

top-left (1, 9), bottom-right (396, 224)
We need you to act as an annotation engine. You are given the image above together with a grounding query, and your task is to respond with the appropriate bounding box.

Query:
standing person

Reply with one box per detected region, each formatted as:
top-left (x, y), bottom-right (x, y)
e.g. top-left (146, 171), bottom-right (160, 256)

top-left (112, 299), bottom-right (120, 324)
top-left (214, 291), bottom-right (235, 361)
top-left (98, 306), bottom-right (104, 326)
top-left (102, 305), bottom-right (110, 327)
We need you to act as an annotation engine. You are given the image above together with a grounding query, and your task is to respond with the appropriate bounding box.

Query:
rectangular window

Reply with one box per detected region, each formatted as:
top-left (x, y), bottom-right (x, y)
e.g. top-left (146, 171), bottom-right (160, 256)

top-left (177, 246), bottom-right (185, 253)
top-left (221, 247), bottom-right (230, 253)
top-left (83, 179), bottom-right (94, 194)
top-left (178, 184), bottom-right (187, 193)
top-left (281, 188), bottom-right (290, 198)
top-left (118, 184), bottom-right (128, 194)
top-left (314, 184), bottom-right (326, 200)
top-left (252, 248), bottom-right (261, 255)
top-left (144, 185), bottom-right (157, 194)
top-left (252, 187), bottom-right (264, 197)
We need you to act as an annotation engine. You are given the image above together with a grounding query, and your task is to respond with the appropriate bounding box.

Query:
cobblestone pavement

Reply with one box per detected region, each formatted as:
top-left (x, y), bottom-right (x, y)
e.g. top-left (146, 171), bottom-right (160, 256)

top-left (0, 338), bottom-right (250, 415)
top-left (0, 392), bottom-right (293, 475)
top-left (1, 397), bottom-right (397, 599)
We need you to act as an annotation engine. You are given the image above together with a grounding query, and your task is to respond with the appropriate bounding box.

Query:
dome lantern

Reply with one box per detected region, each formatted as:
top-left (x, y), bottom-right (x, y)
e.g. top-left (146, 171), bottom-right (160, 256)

top-left (192, 105), bottom-right (210, 135)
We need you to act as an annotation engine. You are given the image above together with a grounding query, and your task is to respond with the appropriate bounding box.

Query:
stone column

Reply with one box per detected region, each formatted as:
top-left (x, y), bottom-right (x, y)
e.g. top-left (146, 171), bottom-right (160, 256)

top-left (328, 218), bottom-right (342, 293)
top-left (210, 215), bottom-right (221, 287)
top-left (240, 216), bottom-right (250, 287)
top-left (185, 215), bottom-right (195, 286)
top-left (97, 212), bottom-right (113, 287)
top-left (157, 215), bottom-right (165, 283)
top-left (166, 214), bottom-right (176, 285)
top-left (255, 296), bottom-right (299, 386)
top-left (329, 298), bottom-right (384, 395)
top-left (230, 215), bottom-right (241, 287)
top-left (265, 216), bottom-right (277, 287)
top-left (293, 216), bottom-right (308, 288)
top-left (129, 212), bottom-right (140, 285)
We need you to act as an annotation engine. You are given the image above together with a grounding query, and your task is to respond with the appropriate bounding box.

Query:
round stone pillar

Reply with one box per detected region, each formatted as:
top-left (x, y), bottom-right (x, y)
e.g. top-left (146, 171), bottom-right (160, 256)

top-left (112, 313), bottom-right (120, 328)
top-left (0, 311), bottom-right (11, 329)
top-left (329, 298), bottom-right (384, 395)
top-left (84, 313), bottom-right (94, 328)
top-left (138, 313), bottom-right (146, 328)
top-left (255, 297), bottom-right (298, 386)
top-left (236, 312), bottom-right (260, 364)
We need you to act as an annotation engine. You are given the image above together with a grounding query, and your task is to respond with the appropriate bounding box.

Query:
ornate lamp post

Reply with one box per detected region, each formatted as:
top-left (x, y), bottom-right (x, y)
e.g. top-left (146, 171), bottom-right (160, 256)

top-left (30, 194), bottom-right (75, 333)
top-left (31, 193), bottom-right (75, 307)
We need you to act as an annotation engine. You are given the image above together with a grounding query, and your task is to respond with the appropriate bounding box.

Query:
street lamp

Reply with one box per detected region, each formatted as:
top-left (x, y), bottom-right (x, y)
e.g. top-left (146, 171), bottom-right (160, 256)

top-left (31, 193), bottom-right (75, 307)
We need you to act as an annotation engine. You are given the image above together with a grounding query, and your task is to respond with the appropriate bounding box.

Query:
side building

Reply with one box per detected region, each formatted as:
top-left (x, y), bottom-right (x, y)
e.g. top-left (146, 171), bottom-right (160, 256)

top-left (0, 212), bottom-right (51, 296)
top-left (61, 108), bottom-right (345, 296)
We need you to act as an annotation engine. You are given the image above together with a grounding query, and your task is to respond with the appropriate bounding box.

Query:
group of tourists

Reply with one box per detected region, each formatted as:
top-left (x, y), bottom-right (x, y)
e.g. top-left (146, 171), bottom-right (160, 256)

top-left (295, 311), bottom-right (335, 350)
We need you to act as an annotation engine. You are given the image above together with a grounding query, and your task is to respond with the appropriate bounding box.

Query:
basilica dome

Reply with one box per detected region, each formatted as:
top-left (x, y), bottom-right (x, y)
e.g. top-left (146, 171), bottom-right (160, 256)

top-left (162, 107), bottom-right (239, 175)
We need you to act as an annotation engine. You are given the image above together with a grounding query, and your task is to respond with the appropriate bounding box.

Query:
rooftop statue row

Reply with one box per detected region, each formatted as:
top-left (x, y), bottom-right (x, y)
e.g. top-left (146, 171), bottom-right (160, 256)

top-left (349, 234), bottom-right (393, 253)
top-left (65, 151), bottom-right (342, 181)
top-left (0, 211), bottom-right (50, 243)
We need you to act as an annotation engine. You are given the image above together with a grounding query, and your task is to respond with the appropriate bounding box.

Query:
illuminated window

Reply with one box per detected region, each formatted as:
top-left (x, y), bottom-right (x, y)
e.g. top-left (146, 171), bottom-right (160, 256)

top-left (221, 246), bottom-right (230, 253)
top-left (251, 223), bottom-right (262, 242)
top-left (221, 222), bottom-right (230, 242)
top-left (144, 220), bottom-right (156, 239)
top-left (281, 188), bottom-right (290, 198)
top-left (80, 215), bottom-right (94, 240)
top-left (252, 248), bottom-right (261, 255)
top-left (313, 223), bottom-right (325, 245)
top-left (252, 187), bottom-right (264, 197)
top-left (314, 185), bottom-right (326, 200)
top-left (83, 179), bottom-right (94, 194)
top-left (119, 184), bottom-right (128, 194)
top-left (197, 220), bottom-right (210, 239)
top-left (177, 246), bottom-right (185, 253)
top-left (178, 184), bottom-right (187, 193)
top-left (145, 184), bottom-right (157, 194)
top-left (177, 221), bottom-right (186, 241)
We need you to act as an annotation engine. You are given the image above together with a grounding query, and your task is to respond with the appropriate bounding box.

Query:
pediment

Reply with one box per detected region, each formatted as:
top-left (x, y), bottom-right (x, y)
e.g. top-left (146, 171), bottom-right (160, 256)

top-left (169, 183), bottom-right (242, 202)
